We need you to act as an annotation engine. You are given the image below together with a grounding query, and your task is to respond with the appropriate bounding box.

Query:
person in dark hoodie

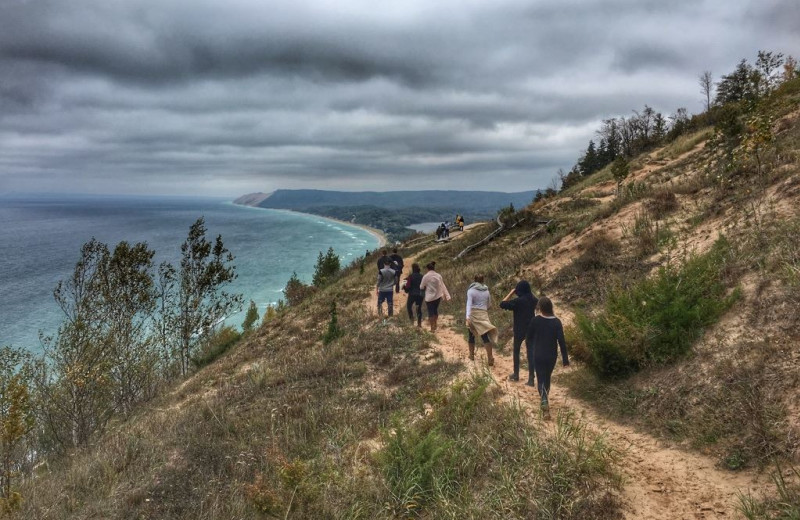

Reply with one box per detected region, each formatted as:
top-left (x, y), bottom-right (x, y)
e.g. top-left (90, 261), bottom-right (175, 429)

top-left (389, 248), bottom-right (404, 293)
top-left (403, 263), bottom-right (424, 326)
top-left (500, 280), bottom-right (538, 384)
top-left (526, 296), bottom-right (569, 418)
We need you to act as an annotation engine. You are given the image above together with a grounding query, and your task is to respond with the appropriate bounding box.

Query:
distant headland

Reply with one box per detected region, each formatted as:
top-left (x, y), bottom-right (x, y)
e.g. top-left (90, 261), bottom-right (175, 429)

top-left (234, 189), bottom-right (539, 242)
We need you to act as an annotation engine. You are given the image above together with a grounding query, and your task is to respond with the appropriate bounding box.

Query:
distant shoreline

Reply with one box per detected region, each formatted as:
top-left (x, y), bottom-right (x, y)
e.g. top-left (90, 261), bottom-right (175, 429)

top-left (232, 200), bottom-right (387, 248)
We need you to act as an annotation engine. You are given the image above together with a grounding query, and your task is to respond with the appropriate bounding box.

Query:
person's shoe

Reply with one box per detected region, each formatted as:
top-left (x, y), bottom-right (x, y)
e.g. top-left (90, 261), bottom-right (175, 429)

top-left (540, 399), bottom-right (549, 411)
top-left (525, 377), bottom-right (535, 387)
top-left (508, 373), bottom-right (519, 382)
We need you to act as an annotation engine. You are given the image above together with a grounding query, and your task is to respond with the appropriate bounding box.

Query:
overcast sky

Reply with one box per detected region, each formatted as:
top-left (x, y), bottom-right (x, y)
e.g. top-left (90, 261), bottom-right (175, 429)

top-left (0, 0), bottom-right (797, 196)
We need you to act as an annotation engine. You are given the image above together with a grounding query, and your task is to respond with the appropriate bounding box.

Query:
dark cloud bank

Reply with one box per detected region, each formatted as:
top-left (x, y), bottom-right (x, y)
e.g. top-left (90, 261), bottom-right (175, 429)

top-left (0, 0), bottom-right (797, 196)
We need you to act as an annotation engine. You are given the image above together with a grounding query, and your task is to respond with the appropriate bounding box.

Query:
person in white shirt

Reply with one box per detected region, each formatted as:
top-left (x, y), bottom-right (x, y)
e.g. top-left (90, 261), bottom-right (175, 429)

top-left (419, 261), bottom-right (451, 332)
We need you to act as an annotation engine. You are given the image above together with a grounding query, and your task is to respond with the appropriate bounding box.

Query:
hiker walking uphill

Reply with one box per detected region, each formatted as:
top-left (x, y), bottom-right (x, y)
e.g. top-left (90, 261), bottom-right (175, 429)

top-left (420, 261), bottom-right (450, 332)
top-left (526, 296), bottom-right (569, 418)
top-left (376, 249), bottom-right (391, 271)
top-left (466, 274), bottom-right (498, 365)
top-left (376, 263), bottom-right (396, 316)
top-left (389, 248), bottom-right (404, 293)
top-left (500, 280), bottom-right (538, 383)
top-left (403, 263), bottom-right (424, 327)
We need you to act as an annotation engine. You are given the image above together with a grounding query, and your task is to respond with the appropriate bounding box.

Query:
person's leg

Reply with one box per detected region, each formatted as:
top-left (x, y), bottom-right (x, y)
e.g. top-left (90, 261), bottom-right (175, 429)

top-left (406, 295), bottom-right (414, 322)
top-left (386, 291), bottom-right (394, 316)
top-left (482, 333), bottom-right (493, 366)
top-left (415, 297), bottom-right (423, 326)
top-left (377, 292), bottom-right (385, 316)
top-left (467, 329), bottom-right (476, 360)
top-left (395, 270), bottom-right (402, 293)
top-left (509, 337), bottom-right (522, 380)
top-left (525, 340), bottom-right (535, 386)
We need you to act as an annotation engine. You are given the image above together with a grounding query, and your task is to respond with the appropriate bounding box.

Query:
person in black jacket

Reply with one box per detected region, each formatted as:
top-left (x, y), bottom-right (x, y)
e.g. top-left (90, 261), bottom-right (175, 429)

top-left (526, 296), bottom-right (569, 417)
top-left (500, 280), bottom-right (538, 384)
top-left (377, 249), bottom-right (391, 271)
top-left (403, 263), bottom-right (424, 326)
top-left (389, 248), bottom-right (404, 293)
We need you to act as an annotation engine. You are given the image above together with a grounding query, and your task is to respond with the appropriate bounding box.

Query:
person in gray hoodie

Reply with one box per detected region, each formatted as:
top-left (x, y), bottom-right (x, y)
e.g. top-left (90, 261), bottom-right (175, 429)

top-left (465, 274), bottom-right (498, 365)
top-left (377, 264), bottom-right (396, 316)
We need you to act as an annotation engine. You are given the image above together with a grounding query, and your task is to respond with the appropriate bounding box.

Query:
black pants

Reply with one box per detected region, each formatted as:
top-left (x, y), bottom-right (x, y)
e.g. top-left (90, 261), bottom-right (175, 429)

top-left (407, 295), bottom-right (423, 325)
top-left (468, 330), bottom-right (490, 344)
top-left (511, 337), bottom-right (533, 375)
top-left (394, 269), bottom-right (403, 293)
top-left (534, 357), bottom-right (557, 402)
top-left (426, 298), bottom-right (441, 316)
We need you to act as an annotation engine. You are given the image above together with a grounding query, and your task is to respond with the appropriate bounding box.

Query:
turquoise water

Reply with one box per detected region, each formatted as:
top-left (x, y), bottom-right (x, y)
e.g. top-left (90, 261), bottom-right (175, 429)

top-left (0, 195), bottom-right (379, 353)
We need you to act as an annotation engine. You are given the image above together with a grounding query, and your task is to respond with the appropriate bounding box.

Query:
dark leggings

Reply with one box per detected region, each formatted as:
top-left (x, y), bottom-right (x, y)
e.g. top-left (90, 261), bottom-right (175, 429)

top-left (534, 357), bottom-right (557, 401)
top-left (468, 330), bottom-right (490, 344)
top-left (407, 295), bottom-right (423, 325)
top-left (512, 337), bottom-right (533, 375)
top-left (426, 298), bottom-right (441, 316)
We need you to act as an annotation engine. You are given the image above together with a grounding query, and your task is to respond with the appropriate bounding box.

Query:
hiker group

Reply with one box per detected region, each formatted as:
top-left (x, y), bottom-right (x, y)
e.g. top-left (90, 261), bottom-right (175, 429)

top-left (376, 247), bottom-right (568, 416)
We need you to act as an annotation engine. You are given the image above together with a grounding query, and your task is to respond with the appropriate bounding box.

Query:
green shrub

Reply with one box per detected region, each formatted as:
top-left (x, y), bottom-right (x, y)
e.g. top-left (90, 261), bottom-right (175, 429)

top-left (739, 464), bottom-right (800, 519)
top-left (192, 326), bottom-right (241, 368)
top-left (576, 237), bottom-right (739, 377)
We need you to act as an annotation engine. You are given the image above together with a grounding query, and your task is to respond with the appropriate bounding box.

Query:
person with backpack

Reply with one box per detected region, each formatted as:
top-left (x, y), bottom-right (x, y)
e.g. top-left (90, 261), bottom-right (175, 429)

top-left (389, 248), bottom-right (404, 293)
top-left (500, 280), bottom-right (538, 384)
top-left (526, 296), bottom-right (569, 418)
top-left (403, 263), bottom-right (424, 327)
top-left (420, 261), bottom-right (450, 332)
top-left (465, 274), bottom-right (498, 365)
top-left (376, 263), bottom-right (396, 317)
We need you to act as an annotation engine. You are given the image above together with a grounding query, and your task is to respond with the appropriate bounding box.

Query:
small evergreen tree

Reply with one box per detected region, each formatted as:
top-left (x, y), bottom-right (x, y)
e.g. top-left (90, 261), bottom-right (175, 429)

top-left (312, 247), bottom-right (340, 287)
top-left (242, 300), bottom-right (259, 332)
top-left (611, 157), bottom-right (630, 197)
top-left (284, 271), bottom-right (311, 306)
top-left (322, 302), bottom-right (343, 345)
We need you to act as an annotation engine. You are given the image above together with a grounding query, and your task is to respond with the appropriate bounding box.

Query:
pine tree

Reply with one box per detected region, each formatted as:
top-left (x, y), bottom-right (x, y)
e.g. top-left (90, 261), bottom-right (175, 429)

top-left (242, 300), bottom-right (259, 332)
top-left (312, 247), bottom-right (340, 287)
top-left (611, 157), bottom-right (630, 197)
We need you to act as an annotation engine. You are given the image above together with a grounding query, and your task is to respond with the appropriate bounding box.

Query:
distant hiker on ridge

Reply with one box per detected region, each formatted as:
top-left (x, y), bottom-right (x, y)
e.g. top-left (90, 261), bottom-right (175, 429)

top-left (403, 263), bottom-right (424, 327)
top-left (526, 296), bottom-right (569, 419)
top-left (500, 280), bottom-right (538, 383)
top-left (389, 248), bottom-right (404, 293)
top-left (420, 261), bottom-right (450, 332)
top-left (377, 262), bottom-right (396, 317)
top-left (465, 274), bottom-right (498, 366)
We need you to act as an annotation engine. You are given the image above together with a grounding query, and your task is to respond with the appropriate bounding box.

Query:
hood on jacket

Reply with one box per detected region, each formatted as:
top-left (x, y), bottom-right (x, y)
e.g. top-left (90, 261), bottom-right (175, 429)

top-left (514, 280), bottom-right (532, 296)
top-left (468, 282), bottom-right (489, 291)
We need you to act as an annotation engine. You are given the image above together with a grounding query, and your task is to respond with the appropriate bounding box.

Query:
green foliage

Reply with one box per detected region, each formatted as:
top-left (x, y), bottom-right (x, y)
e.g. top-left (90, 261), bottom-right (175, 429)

top-left (192, 326), bottom-right (241, 369)
top-left (576, 237), bottom-right (738, 378)
top-left (322, 302), bottom-right (343, 345)
top-left (312, 247), bottom-right (340, 287)
top-left (241, 300), bottom-right (259, 333)
top-left (169, 217), bottom-right (243, 375)
top-left (283, 271), bottom-right (313, 306)
top-left (610, 157), bottom-right (629, 195)
top-left (0, 347), bottom-right (34, 500)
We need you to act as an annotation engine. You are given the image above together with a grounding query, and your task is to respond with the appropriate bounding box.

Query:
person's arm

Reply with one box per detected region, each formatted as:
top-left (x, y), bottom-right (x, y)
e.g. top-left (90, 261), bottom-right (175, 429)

top-left (420, 273), bottom-right (428, 290)
top-left (557, 320), bottom-right (569, 366)
top-left (525, 316), bottom-right (537, 347)
top-left (465, 288), bottom-right (473, 320)
top-left (442, 279), bottom-right (451, 301)
top-left (502, 288), bottom-right (516, 302)
top-left (499, 298), bottom-right (517, 310)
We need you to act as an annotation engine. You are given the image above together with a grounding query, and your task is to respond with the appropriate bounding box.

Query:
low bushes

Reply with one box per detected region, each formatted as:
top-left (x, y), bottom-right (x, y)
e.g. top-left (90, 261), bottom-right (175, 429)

top-left (575, 237), bottom-right (738, 378)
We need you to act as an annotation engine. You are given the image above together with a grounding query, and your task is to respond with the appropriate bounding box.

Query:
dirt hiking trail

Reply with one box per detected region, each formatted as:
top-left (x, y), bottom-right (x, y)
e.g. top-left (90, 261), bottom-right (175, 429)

top-left (363, 237), bottom-right (770, 520)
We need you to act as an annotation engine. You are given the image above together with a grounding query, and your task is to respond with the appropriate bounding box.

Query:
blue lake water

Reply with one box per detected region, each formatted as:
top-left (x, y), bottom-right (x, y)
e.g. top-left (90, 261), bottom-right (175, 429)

top-left (0, 194), bottom-right (379, 353)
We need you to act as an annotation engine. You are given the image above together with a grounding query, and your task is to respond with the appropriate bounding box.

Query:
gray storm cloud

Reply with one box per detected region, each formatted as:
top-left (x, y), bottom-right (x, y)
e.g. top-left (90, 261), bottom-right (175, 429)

top-left (0, 0), bottom-right (796, 196)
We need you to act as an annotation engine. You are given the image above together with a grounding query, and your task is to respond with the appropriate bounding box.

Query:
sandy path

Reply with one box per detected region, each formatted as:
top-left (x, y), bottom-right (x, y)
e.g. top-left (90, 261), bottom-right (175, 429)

top-left (362, 234), bottom-right (770, 519)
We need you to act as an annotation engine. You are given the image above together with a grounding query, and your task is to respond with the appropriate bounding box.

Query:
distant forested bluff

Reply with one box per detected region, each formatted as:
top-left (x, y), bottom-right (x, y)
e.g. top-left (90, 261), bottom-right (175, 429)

top-left (234, 189), bottom-right (539, 241)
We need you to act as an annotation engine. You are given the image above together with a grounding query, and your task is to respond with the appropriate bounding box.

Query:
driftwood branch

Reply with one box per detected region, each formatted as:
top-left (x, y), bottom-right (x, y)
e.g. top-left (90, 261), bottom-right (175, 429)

top-left (519, 219), bottom-right (553, 246)
top-left (453, 215), bottom-right (524, 260)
